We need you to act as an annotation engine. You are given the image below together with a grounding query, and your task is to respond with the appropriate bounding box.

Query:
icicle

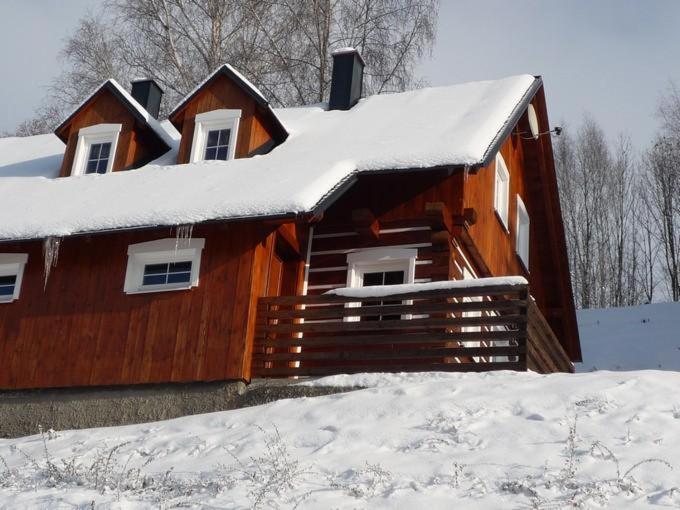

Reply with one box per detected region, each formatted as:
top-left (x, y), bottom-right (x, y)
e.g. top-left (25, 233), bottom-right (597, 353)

top-left (174, 224), bottom-right (194, 255)
top-left (42, 236), bottom-right (61, 289)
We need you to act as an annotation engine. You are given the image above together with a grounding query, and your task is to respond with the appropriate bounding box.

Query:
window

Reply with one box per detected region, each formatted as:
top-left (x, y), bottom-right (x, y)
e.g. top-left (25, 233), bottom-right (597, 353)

top-left (86, 142), bottom-right (112, 174)
top-left (124, 238), bottom-right (205, 294)
top-left (346, 248), bottom-right (417, 321)
top-left (0, 253), bottom-right (28, 303)
top-left (516, 195), bottom-right (530, 269)
top-left (72, 123), bottom-right (121, 176)
top-left (190, 109), bottom-right (241, 163)
top-left (494, 152), bottom-right (510, 230)
top-left (204, 129), bottom-right (231, 160)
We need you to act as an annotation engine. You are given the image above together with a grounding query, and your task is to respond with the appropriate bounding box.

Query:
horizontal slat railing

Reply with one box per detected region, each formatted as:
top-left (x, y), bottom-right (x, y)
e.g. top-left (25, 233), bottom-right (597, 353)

top-left (252, 280), bottom-right (536, 377)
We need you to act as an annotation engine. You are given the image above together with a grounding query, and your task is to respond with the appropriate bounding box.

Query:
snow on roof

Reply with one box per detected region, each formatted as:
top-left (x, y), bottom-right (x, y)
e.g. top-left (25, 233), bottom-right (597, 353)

top-left (0, 74), bottom-right (538, 241)
top-left (0, 134), bottom-right (64, 178)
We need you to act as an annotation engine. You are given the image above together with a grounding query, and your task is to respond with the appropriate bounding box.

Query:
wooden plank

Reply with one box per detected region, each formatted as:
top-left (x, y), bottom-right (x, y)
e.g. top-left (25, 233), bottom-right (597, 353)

top-left (253, 361), bottom-right (525, 377)
top-left (255, 330), bottom-right (527, 347)
top-left (260, 284), bottom-right (527, 305)
top-left (262, 314), bottom-right (527, 334)
top-left (253, 345), bottom-right (526, 362)
top-left (261, 299), bottom-right (527, 320)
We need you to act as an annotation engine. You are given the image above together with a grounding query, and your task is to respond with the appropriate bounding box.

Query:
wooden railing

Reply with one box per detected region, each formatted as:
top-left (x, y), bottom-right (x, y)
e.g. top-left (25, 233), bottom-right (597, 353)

top-left (251, 279), bottom-right (573, 378)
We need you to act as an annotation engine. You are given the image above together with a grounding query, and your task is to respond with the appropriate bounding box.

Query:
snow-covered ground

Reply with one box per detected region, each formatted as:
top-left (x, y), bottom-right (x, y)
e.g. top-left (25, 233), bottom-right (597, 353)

top-left (2, 370), bottom-right (680, 508)
top-left (576, 301), bottom-right (680, 372)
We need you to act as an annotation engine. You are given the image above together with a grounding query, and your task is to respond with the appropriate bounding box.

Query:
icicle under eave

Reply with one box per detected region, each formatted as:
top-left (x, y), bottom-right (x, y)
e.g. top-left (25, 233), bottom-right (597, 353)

top-left (43, 236), bottom-right (62, 289)
top-left (174, 224), bottom-right (194, 255)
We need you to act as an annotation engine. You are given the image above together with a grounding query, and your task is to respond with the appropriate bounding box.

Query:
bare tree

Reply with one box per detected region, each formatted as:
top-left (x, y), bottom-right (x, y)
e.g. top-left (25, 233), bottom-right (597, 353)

top-left (642, 138), bottom-right (680, 301)
top-left (14, 0), bottom-right (439, 134)
top-left (555, 117), bottom-right (647, 308)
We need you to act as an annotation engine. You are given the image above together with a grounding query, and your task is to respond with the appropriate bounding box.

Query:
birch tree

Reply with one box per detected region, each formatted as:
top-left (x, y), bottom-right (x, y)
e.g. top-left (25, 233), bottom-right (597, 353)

top-left (15, 0), bottom-right (439, 134)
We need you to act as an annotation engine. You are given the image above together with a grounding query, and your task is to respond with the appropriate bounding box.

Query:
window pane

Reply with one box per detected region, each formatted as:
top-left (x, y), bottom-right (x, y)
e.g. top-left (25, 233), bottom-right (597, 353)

top-left (218, 129), bottom-right (230, 145)
top-left (168, 261), bottom-right (192, 273)
top-left (99, 142), bottom-right (111, 158)
top-left (205, 147), bottom-right (217, 160)
top-left (144, 263), bottom-right (169, 275)
top-left (384, 271), bottom-right (405, 285)
top-left (89, 143), bottom-right (102, 160)
top-left (167, 272), bottom-right (191, 284)
top-left (0, 285), bottom-right (14, 296)
top-left (216, 147), bottom-right (228, 160)
top-left (143, 274), bottom-right (167, 286)
top-left (0, 275), bottom-right (16, 285)
top-left (96, 158), bottom-right (108, 174)
top-left (207, 130), bottom-right (220, 147)
top-left (363, 272), bottom-right (383, 286)
top-left (86, 160), bottom-right (99, 174)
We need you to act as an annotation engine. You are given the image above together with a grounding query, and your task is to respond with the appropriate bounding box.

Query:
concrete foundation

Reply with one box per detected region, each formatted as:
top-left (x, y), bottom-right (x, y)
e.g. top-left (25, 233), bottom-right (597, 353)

top-left (0, 379), bottom-right (356, 438)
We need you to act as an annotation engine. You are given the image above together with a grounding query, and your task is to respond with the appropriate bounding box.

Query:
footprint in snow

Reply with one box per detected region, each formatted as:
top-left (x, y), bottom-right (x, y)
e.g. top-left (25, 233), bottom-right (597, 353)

top-left (526, 413), bottom-right (545, 421)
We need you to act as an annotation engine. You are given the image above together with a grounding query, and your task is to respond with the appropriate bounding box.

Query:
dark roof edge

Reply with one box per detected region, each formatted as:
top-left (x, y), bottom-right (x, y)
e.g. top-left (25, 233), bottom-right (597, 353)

top-left (475, 76), bottom-right (543, 170)
top-left (53, 81), bottom-right (171, 150)
top-left (168, 65), bottom-right (288, 143)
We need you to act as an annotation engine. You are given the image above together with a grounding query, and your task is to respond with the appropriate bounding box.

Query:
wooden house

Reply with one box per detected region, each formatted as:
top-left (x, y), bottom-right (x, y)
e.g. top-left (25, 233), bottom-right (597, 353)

top-left (0, 49), bottom-right (580, 390)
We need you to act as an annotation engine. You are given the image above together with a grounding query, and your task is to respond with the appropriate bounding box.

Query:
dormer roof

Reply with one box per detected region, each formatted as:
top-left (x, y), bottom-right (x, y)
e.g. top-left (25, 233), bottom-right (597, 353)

top-left (168, 64), bottom-right (289, 144)
top-left (54, 79), bottom-right (175, 150)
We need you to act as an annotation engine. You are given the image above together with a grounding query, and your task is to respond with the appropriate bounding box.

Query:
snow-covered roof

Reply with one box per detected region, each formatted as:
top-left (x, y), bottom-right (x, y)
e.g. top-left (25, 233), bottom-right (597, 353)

top-left (55, 79), bottom-right (176, 149)
top-left (0, 74), bottom-right (539, 241)
top-left (0, 134), bottom-right (64, 178)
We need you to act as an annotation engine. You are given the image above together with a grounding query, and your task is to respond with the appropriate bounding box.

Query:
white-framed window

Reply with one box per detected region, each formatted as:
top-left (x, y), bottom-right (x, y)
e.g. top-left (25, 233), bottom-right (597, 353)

top-left (516, 195), bottom-right (530, 269)
top-left (494, 152), bottom-right (510, 230)
top-left (0, 253), bottom-right (28, 303)
top-left (124, 238), bottom-right (205, 294)
top-left (190, 109), bottom-right (241, 163)
top-left (72, 123), bottom-right (122, 176)
top-left (345, 248), bottom-right (417, 321)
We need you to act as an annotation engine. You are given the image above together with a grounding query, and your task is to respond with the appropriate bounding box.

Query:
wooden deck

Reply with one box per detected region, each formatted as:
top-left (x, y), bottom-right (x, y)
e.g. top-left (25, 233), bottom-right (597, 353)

top-left (252, 280), bottom-right (573, 377)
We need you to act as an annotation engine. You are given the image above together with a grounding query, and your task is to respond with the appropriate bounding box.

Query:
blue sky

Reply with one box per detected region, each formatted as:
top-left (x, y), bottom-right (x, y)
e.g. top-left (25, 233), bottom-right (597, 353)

top-left (2, 0), bottom-right (680, 147)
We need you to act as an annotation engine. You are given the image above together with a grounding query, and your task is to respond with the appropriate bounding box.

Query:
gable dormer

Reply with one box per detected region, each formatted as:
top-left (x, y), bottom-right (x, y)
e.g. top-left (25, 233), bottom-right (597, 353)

top-left (168, 65), bottom-right (288, 165)
top-left (54, 79), bottom-right (173, 178)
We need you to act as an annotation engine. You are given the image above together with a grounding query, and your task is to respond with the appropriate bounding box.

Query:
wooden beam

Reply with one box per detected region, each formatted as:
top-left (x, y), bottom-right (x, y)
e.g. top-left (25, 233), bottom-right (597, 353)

top-left (351, 208), bottom-right (380, 240)
top-left (425, 202), bottom-right (453, 232)
top-left (275, 223), bottom-right (301, 259)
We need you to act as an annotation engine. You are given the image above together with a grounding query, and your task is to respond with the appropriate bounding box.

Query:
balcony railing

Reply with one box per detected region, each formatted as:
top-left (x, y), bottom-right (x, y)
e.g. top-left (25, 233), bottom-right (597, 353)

top-left (252, 277), bottom-right (573, 378)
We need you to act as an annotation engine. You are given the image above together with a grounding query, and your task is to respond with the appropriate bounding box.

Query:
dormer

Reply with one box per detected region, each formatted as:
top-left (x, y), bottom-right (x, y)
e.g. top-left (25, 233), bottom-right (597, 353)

top-left (168, 65), bottom-right (288, 165)
top-left (54, 79), bottom-right (173, 178)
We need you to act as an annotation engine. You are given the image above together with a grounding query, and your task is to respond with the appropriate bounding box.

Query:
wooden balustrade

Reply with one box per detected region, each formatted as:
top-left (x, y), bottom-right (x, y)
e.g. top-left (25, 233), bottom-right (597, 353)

top-left (251, 280), bottom-right (573, 378)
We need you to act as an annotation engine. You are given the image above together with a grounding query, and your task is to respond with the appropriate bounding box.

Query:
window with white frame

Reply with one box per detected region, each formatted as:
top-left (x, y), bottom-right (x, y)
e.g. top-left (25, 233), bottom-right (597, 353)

top-left (346, 248), bottom-right (417, 321)
top-left (494, 152), bottom-right (510, 230)
top-left (71, 123), bottom-right (121, 176)
top-left (0, 253), bottom-right (28, 303)
top-left (190, 109), bottom-right (241, 163)
top-left (516, 195), bottom-right (530, 269)
top-left (124, 238), bottom-right (205, 294)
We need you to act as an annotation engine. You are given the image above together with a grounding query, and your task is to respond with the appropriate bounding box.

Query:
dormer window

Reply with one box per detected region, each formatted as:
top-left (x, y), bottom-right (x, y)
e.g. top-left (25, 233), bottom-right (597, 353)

top-left (0, 253), bottom-right (28, 303)
top-left (190, 109), bottom-right (240, 163)
top-left (72, 123), bottom-right (121, 176)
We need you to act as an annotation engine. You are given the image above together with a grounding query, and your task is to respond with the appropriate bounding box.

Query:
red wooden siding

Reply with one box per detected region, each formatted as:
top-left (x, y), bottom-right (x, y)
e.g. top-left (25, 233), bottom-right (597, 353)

top-left (0, 222), bottom-right (306, 389)
top-left (57, 88), bottom-right (168, 178)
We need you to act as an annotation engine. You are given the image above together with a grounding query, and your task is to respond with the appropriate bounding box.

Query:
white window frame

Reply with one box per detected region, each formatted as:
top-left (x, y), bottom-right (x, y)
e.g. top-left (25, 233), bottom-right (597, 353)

top-left (516, 195), bottom-right (530, 270)
top-left (494, 152), bottom-right (510, 231)
top-left (345, 248), bottom-right (417, 321)
top-left (0, 253), bottom-right (28, 303)
top-left (189, 109), bottom-right (241, 163)
top-left (72, 123), bottom-right (122, 176)
top-left (346, 248), bottom-right (417, 289)
top-left (124, 238), bottom-right (205, 294)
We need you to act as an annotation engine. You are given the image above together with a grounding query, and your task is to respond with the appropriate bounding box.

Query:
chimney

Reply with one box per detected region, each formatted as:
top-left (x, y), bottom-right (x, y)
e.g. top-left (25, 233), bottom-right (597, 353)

top-left (130, 78), bottom-right (163, 118)
top-left (329, 48), bottom-right (364, 111)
